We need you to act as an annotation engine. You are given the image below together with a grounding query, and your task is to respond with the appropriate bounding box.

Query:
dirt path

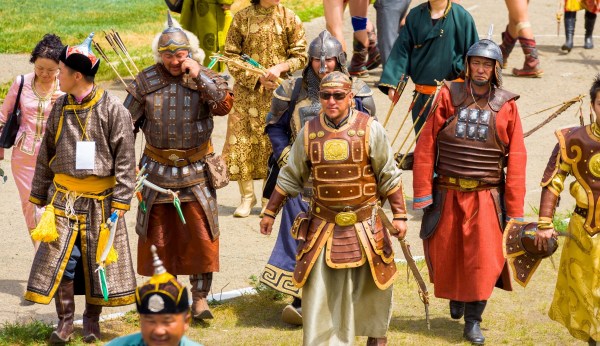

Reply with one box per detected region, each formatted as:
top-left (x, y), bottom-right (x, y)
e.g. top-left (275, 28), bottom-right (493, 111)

top-left (0, 0), bottom-right (597, 326)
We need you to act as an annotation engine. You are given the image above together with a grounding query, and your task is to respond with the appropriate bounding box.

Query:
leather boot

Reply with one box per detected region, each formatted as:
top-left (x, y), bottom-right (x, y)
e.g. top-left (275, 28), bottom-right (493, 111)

top-left (348, 39), bottom-right (369, 77)
top-left (499, 26), bottom-right (517, 68)
top-left (190, 273), bottom-right (214, 320)
top-left (49, 279), bottom-right (75, 344)
top-left (233, 180), bottom-right (256, 217)
top-left (562, 11), bottom-right (576, 52)
top-left (82, 303), bottom-right (103, 343)
top-left (585, 11), bottom-right (597, 49)
top-left (450, 300), bottom-right (465, 320)
top-left (366, 336), bottom-right (387, 346)
top-left (463, 301), bottom-right (486, 345)
top-left (512, 37), bottom-right (543, 78)
top-left (365, 29), bottom-right (382, 70)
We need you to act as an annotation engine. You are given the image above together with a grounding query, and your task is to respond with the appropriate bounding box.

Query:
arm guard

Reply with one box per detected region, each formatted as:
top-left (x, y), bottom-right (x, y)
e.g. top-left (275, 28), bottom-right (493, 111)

top-left (263, 185), bottom-right (288, 218)
top-left (194, 67), bottom-right (233, 116)
top-left (387, 184), bottom-right (407, 220)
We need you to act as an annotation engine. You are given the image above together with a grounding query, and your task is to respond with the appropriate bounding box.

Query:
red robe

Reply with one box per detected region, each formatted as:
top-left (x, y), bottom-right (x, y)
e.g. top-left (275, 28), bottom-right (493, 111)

top-left (413, 85), bottom-right (527, 301)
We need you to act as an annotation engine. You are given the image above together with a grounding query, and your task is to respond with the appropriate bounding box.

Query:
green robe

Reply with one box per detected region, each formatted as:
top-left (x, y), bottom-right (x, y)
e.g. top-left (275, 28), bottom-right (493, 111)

top-left (378, 2), bottom-right (478, 133)
top-left (180, 0), bottom-right (234, 72)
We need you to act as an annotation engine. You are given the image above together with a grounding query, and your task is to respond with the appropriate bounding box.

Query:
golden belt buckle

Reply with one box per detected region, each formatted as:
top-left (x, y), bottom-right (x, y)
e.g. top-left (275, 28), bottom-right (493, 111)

top-left (458, 178), bottom-right (479, 190)
top-left (335, 211), bottom-right (357, 226)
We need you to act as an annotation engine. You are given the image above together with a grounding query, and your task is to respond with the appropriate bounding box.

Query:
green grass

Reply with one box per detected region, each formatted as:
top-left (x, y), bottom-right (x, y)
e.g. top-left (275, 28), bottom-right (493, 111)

top-left (0, 320), bottom-right (52, 345)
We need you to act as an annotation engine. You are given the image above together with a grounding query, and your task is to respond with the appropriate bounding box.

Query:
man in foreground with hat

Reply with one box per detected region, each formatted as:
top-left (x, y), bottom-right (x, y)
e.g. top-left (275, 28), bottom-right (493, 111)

top-left (412, 34), bottom-right (527, 344)
top-left (259, 30), bottom-right (376, 325)
top-left (124, 13), bottom-right (233, 321)
top-left (534, 74), bottom-right (600, 346)
top-left (260, 71), bottom-right (408, 345)
top-left (107, 245), bottom-right (202, 346)
top-left (26, 33), bottom-right (137, 344)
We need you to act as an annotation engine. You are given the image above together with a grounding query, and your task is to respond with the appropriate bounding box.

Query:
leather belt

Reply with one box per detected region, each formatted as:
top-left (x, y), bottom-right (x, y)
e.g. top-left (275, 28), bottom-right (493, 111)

top-left (144, 142), bottom-right (213, 168)
top-left (574, 206), bottom-right (588, 218)
top-left (435, 175), bottom-right (498, 192)
top-left (312, 199), bottom-right (377, 226)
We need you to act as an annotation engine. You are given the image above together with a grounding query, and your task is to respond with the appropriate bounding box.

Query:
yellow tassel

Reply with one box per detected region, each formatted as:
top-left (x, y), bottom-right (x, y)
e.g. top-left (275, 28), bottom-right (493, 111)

top-left (96, 223), bottom-right (119, 266)
top-left (30, 205), bottom-right (59, 242)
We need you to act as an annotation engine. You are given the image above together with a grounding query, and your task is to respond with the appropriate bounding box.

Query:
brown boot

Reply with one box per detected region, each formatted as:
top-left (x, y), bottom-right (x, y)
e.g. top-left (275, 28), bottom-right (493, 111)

top-left (499, 27), bottom-right (517, 68)
top-left (190, 273), bottom-right (214, 320)
top-left (349, 39), bottom-right (369, 77)
top-left (366, 336), bottom-right (388, 346)
top-left (49, 279), bottom-right (75, 344)
top-left (512, 37), bottom-right (543, 78)
top-left (82, 303), bottom-right (102, 343)
top-left (365, 29), bottom-right (381, 70)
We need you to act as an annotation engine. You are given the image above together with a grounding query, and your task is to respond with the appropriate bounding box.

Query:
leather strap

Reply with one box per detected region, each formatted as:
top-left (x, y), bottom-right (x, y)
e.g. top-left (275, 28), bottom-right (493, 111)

top-left (574, 206), bottom-right (587, 218)
top-left (144, 142), bottom-right (213, 168)
top-left (311, 199), bottom-right (377, 224)
top-left (377, 207), bottom-right (431, 330)
top-left (435, 175), bottom-right (499, 192)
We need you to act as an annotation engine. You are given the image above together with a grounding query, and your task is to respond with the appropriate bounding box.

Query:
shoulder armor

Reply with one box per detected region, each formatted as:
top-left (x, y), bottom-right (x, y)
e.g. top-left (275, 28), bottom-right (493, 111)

top-left (352, 78), bottom-right (373, 97)
top-left (134, 64), bottom-right (172, 96)
top-left (488, 88), bottom-right (520, 112)
top-left (273, 78), bottom-right (297, 102)
top-left (445, 81), bottom-right (469, 107)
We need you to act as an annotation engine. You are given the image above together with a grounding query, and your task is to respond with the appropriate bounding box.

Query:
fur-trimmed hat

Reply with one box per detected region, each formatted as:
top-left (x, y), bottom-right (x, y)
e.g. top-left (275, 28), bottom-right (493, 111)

top-left (152, 12), bottom-right (205, 65)
top-left (135, 245), bottom-right (190, 315)
top-left (60, 33), bottom-right (100, 77)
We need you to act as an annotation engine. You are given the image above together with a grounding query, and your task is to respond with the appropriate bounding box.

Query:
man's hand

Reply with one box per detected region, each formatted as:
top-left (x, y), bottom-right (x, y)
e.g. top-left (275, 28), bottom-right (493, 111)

top-left (387, 88), bottom-right (396, 102)
top-left (259, 75), bottom-right (278, 91)
top-left (181, 58), bottom-right (202, 79)
top-left (111, 208), bottom-right (126, 218)
top-left (221, 4), bottom-right (231, 10)
top-left (534, 227), bottom-right (557, 252)
top-left (391, 219), bottom-right (407, 240)
top-left (260, 216), bottom-right (275, 235)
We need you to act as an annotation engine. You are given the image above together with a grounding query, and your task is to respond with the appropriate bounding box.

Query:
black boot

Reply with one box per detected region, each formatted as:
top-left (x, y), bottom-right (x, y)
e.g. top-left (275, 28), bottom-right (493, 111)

top-left (463, 301), bottom-right (486, 345)
top-left (450, 300), bottom-right (465, 320)
top-left (585, 11), bottom-right (597, 49)
top-left (562, 11), bottom-right (576, 52)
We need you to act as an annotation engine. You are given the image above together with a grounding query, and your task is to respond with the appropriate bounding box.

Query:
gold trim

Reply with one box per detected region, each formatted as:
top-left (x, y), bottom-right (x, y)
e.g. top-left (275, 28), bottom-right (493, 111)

top-left (325, 226), bottom-right (366, 269)
top-left (259, 264), bottom-right (301, 298)
top-left (111, 201), bottom-right (130, 211)
top-left (356, 225), bottom-right (398, 290)
top-left (293, 222), bottom-right (333, 288)
top-left (29, 196), bottom-right (45, 206)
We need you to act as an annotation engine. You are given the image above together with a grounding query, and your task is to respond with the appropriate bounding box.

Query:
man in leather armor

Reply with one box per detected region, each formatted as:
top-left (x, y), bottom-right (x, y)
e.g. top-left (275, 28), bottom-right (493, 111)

top-left (259, 30), bottom-right (375, 326)
top-left (535, 75), bottom-right (600, 346)
top-left (260, 72), bottom-right (407, 346)
top-left (124, 13), bottom-right (233, 321)
top-left (412, 37), bottom-right (527, 345)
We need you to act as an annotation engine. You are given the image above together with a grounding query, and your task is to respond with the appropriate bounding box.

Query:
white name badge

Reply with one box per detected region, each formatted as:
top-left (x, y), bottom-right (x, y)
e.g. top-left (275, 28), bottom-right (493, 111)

top-left (76, 141), bottom-right (96, 170)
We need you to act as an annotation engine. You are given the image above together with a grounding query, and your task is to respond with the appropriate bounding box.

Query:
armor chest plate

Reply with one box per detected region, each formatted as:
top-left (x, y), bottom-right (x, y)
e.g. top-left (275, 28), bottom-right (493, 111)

top-left (306, 112), bottom-right (377, 207)
top-left (142, 83), bottom-right (213, 150)
top-left (436, 104), bottom-right (507, 184)
top-left (559, 126), bottom-right (600, 235)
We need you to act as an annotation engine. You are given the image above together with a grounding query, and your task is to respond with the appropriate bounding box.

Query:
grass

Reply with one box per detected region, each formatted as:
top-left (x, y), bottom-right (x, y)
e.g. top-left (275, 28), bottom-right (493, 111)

top-left (0, 320), bottom-right (52, 345)
top-left (2, 259), bottom-right (582, 345)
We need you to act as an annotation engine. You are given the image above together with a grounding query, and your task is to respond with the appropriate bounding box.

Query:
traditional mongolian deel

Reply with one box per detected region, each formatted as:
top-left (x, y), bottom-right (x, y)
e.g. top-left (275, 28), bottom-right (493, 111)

top-left (379, 1), bottom-right (478, 133)
top-left (538, 123), bottom-right (600, 343)
top-left (26, 86), bottom-right (137, 306)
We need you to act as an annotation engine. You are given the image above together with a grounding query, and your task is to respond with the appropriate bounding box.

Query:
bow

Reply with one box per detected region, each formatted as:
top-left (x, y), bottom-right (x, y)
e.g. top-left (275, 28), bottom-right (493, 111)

top-left (523, 94), bottom-right (584, 138)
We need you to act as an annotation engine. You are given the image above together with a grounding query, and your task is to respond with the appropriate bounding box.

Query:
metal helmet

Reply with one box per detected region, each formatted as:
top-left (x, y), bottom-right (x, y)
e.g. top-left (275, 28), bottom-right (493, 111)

top-left (303, 30), bottom-right (348, 79)
top-left (466, 38), bottom-right (503, 66)
top-left (157, 11), bottom-right (191, 54)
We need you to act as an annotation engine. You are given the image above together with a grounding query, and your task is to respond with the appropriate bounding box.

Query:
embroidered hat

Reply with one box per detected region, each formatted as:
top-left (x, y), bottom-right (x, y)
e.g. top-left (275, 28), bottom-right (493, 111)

top-left (135, 245), bottom-right (190, 314)
top-left (320, 71), bottom-right (352, 90)
top-left (60, 33), bottom-right (100, 77)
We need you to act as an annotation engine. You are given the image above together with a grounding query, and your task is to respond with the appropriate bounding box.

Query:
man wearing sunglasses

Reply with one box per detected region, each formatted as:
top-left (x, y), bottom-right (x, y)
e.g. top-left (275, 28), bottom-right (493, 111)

top-left (260, 71), bottom-right (407, 345)
top-left (259, 30), bottom-right (375, 326)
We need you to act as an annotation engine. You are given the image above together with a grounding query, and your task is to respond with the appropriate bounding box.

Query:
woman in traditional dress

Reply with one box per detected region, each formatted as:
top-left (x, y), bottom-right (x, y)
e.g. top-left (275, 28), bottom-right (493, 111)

top-left (0, 34), bottom-right (64, 252)
top-left (223, 0), bottom-right (307, 217)
top-left (561, 0), bottom-right (600, 51)
top-left (536, 74), bottom-right (600, 346)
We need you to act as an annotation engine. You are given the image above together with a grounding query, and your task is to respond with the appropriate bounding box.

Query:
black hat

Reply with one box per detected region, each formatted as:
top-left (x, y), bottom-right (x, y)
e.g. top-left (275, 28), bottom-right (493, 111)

top-left (135, 245), bottom-right (190, 314)
top-left (60, 33), bottom-right (100, 77)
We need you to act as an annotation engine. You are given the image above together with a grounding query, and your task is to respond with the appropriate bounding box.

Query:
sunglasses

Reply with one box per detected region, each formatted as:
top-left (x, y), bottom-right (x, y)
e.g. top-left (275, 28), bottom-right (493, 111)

top-left (319, 91), bottom-right (349, 100)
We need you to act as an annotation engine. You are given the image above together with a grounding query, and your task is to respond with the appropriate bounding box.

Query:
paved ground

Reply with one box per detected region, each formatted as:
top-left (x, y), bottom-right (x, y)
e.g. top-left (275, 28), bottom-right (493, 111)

top-left (0, 0), bottom-right (597, 328)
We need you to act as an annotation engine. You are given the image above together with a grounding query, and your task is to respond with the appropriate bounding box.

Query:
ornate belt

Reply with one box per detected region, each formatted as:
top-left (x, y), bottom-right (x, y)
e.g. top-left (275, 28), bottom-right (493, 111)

top-left (435, 176), bottom-right (498, 191)
top-left (144, 142), bottom-right (213, 168)
top-left (574, 206), bottom-right (588, 218)
top-left (312, 199), bottom-right (377, 226)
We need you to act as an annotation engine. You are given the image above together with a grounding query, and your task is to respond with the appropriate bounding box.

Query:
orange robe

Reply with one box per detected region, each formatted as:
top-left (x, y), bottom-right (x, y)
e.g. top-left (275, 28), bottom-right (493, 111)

top-left (413, 85), bottom-right (527, 301)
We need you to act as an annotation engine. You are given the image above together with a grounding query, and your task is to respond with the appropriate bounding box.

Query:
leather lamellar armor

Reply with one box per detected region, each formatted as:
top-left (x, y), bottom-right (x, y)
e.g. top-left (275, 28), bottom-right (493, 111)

top-left (306, 112), bottom-right (377, 207)
top-left (291, 111), bottom-right (397, 290)
top-left (435, 81), bottom-right (519, 185)
top-left (124, 63), bottom-right (228, 239)
top-left (551, 126), bottom-right (600, 235)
